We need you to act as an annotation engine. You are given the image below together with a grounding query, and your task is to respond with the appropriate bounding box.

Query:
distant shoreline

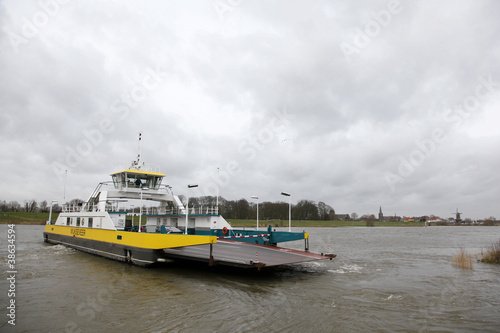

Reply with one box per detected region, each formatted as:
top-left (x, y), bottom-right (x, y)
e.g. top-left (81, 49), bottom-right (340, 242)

top-left (2, 213), bottom-right (498, 227)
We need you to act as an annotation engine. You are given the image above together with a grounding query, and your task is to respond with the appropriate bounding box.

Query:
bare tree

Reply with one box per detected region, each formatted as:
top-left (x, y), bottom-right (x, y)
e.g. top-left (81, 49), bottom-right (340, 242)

top-left (366, 214), bottom-right (376, 227)
top-left (8, 201), bottom-right (21, 212)
top-left (24, 199), bottom-right (38, 212)
top-left (484, 216), bottom-right (497, 226)
top-left (40, 200), bottom-right (48, 213)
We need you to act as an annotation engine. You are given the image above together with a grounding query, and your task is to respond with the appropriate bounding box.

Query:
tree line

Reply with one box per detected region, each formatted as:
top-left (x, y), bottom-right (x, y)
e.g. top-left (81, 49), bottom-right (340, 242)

top-left (0, 199), bottom-right (84, 213)
top-left (1, 200), bottom-right (53, 213)
top-left (184, 196), bottom-right (336, 221)
top-left (3, 198), bottom-right (498, 223)
top-left (1, 197), bottom-right (336, 221)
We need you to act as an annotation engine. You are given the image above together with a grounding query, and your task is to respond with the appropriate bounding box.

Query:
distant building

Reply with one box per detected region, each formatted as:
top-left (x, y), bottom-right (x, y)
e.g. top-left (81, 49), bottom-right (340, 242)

top-left (378, 207), bottom-right (401, 222)
top-left (426, 217), bottom-right (447, 224)
top-left (334, 214), bottom-right (350, 221)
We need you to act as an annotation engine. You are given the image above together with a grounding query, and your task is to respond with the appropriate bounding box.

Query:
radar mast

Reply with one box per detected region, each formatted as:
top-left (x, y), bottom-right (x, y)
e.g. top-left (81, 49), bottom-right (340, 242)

top-left (130, 132), bottom-right (144, 170)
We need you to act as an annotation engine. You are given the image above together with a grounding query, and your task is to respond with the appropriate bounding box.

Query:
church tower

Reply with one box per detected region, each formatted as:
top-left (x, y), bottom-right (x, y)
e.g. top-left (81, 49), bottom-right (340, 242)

top-left (379, 206), bottom-right (383, 221)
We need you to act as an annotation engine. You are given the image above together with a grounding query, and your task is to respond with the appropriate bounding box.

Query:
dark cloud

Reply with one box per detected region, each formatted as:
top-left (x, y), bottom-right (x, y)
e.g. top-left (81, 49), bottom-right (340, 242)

top-left (1, 0), bottom-right (499, 219)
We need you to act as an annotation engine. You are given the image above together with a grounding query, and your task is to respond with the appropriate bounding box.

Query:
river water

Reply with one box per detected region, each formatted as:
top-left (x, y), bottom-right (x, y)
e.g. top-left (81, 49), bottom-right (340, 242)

top-left (1, 225), bottom-right (499, 332)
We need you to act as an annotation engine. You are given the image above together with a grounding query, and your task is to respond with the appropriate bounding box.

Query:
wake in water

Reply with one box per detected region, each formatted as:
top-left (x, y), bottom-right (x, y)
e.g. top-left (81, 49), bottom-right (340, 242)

top-left (328, 263), bottom-right (364, 274)
top-left (42, 243), bottom-right (76, 254)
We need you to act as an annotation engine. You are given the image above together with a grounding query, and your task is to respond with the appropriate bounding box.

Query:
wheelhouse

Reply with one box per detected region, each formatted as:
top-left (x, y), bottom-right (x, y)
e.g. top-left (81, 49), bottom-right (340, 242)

top-left (111, 169), bottom-right (165, 190)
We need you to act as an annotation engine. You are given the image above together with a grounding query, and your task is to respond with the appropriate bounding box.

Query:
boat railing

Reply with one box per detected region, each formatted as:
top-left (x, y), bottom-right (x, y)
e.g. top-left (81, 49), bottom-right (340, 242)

top-left (62, 203), bottom-right (100, 213)
top-left (187, 206), bottom-right (219, 215)
top-left (62, 203), bottom-right (218, 215)
top-left (112, 181), bottom-right (173, 195)
top-left (87, 181), bottom-right (174, 195)
top-left (139, 206), bottom-right (219, 215)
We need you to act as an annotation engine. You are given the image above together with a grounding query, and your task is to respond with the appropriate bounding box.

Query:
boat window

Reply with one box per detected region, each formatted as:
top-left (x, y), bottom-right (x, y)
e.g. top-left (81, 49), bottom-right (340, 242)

top-left (112, 173), bottom-right (128, 189)
top-left (66, 217), bottom-right (70, 226)
top-left (77, 217), bottom-right (81, 226)
top-left (145, 176), bottom-right (162, 190)
top-left (124, 173), bottom-right (163, 189)
top-left (126, 173), bottom-right (145, 188)
top-left (88, 217), bottom-right (93, 228)
top-left (112, 175), bottom-right (119, 188)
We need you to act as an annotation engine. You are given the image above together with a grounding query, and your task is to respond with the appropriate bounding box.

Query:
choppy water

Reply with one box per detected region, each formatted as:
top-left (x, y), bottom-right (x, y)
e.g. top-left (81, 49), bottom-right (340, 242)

top-left (1, 225), bottom-right (499, 332)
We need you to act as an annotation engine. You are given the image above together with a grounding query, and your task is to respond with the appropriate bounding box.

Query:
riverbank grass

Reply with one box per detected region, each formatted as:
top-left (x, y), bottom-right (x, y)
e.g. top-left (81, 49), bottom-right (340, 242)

top-left (452, 248), bottom-right (473, 270)
top-left (0, 212), bottom-right (58, 224)
top-left (480, 239), bottom-right (500, 264)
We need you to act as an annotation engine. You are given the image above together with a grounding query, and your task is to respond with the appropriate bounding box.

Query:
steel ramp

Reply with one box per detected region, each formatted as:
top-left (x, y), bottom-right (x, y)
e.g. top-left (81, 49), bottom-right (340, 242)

top-left (163, 239), bottom-right (335, 269)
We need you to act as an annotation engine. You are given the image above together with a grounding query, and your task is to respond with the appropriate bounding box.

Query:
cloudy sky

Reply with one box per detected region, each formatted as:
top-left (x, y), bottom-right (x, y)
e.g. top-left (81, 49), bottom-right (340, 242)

top-left (1, 0), bottom-right (499, 220)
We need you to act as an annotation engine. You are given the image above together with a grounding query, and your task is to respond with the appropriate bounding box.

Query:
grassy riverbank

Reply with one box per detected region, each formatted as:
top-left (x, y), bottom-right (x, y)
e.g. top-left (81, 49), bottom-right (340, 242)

top-left (0, 212), bottom-right (477, 228)
top-left (227, 219), bottom-right (426, 228)
top-left (0, 213), bottom-right (426, 227)
top-left (0, 212), bottom-right (148, 225)
top-left (0, 212), bottom-right (59, 224)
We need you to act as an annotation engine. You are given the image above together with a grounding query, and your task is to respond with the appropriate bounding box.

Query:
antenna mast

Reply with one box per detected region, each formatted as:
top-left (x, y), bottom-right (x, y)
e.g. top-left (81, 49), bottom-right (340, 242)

top-left (131, 132), bottom-right (143, 169)
top-left (137, 132), bottom-right (142, 166)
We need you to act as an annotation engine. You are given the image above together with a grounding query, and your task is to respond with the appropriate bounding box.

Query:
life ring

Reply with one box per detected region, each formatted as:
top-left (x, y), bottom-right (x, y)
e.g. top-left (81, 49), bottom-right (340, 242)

top-left (222, 227), bottom-right (228, 235)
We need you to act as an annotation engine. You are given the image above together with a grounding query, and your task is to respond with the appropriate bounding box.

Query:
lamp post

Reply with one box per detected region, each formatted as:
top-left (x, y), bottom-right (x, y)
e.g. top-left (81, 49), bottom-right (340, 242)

top-left (138, 190), bottom-right (143, 232)
top-left (48, 200), bottom-right (57, 224)
top-left (138, 187), bottom-right (149, 233)
top-left (281, 192), bottom-right (291, 232)
top-left (185, 184), bottom-right (198, 234)
top-left (251, 196), bottom-right (259, 230)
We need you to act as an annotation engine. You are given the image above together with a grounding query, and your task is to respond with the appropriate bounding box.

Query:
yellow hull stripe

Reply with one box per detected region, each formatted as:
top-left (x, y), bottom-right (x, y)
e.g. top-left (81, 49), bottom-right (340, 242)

top-left (44, 225), bottom-right (216, 249)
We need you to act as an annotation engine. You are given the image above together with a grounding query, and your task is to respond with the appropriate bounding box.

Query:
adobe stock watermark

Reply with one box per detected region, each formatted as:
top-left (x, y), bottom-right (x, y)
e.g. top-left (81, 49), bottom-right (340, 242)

top-left (339, 0), bottom-right (403, 64)
top-left (385, 75), bottom-right (499, 191)
top-left (51, 64), bottom-right (168, 182)
top-left (6, 224), bottom-right (17, 326)
top-left (201, 107), bottom-right (295, 197)
top-left (409, 278), bottom-right (464, 332)
top-left (212, 0), bottom-right (245, 20)
top-left (6, 0), bottom-right (73, 53)
top-left (62, 271), bottom-right (131, 333)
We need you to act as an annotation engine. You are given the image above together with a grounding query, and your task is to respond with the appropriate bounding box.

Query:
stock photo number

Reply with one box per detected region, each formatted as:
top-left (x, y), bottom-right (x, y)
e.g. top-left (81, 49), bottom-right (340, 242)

top-left (7, 224), bottom-right (17, 326)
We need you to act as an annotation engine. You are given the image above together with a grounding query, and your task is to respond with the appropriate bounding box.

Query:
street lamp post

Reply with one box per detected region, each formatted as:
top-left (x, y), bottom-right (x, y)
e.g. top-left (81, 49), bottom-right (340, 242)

top-left (251, 196), bottom-right (259, 230)
top-left (281, 192), bottom-right (291, 232)
top-left (185, 184), bottom-right (198, 235)
top-left (138, 187), bottom-right (149, 233)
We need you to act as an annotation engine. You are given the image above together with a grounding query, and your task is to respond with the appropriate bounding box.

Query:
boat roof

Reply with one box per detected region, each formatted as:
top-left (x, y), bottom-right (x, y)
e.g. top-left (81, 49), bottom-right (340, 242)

top-left (110, 169), bottom-right (166, 177)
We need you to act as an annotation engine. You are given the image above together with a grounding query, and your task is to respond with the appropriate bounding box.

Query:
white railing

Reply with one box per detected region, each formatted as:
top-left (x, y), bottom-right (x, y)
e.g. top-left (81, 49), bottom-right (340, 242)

top-left (139, 206), bottom-right (219, 215)
top-left (112, 182), bottom-right (173, 194)
top-left (62, 203), bottom-right (99, 213)
top-left (62, 203), bottom-right (219, 215)
top-left (188, 206), bottom-right (219, 215)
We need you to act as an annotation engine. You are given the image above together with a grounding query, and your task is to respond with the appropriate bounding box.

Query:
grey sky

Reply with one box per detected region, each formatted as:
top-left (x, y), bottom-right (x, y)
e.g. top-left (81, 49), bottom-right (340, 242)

top-left (1, 0), bottom-right (499, 220)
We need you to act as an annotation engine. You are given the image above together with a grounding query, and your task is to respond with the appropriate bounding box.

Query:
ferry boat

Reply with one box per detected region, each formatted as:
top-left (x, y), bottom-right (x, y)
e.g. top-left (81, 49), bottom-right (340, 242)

top-left (44, 143), bottom-right (335, 269)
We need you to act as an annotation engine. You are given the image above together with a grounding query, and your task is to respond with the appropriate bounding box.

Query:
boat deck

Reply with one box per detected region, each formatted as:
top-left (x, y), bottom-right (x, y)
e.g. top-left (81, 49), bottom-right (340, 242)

top-left (163, 239), bottom-right (336, 269)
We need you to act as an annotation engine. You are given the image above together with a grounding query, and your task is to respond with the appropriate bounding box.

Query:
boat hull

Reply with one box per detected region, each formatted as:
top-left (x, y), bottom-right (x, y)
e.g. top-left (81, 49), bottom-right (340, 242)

top-left (43, 225), bottom-right (216, 266)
